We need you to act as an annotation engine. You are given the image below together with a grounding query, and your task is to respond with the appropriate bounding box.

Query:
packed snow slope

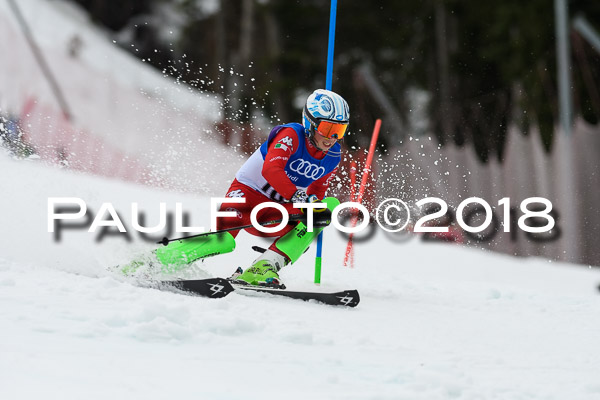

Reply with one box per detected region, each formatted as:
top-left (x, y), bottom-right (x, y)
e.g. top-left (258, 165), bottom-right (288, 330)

top-left (1, 153), bottom-right (600, 400)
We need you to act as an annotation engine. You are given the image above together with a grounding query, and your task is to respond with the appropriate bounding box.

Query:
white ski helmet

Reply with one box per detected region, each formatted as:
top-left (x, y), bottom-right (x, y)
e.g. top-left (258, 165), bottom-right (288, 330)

top-left (302, 89), bottom-right (349, 140)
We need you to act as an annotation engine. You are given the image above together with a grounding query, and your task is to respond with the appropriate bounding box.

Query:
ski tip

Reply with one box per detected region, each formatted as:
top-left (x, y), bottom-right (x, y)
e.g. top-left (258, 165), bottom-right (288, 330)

top-left (338, 289), bottom-right (360, 307)
top-left (230, 284), bottom-right (360, 307)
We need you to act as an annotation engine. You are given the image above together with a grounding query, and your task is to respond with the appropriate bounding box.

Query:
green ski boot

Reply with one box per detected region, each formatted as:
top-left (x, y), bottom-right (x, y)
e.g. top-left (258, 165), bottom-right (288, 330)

top-left (232, 250), bottom-right (287, 288)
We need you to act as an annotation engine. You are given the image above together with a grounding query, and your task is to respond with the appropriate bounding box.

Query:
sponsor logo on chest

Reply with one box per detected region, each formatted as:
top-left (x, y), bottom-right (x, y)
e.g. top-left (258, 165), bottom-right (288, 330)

top-left (288, 159), bottom-right (326, 180)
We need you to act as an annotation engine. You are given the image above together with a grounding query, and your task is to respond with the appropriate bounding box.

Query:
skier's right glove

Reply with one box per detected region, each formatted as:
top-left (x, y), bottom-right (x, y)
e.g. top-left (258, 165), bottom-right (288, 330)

top-left (290, 189), bottom-right (315, 204)
top-left (291, 190), bottom-right (331, 227)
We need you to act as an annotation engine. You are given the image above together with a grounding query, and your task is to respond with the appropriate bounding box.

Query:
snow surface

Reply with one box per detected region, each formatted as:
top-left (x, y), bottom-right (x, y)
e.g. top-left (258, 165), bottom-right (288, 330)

top-left (2, 153), bottom-right (600, 400)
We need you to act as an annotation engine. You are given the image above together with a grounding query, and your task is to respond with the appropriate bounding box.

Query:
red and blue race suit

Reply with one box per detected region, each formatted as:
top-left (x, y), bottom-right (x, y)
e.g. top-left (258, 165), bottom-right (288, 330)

top-left (217, 123), bottom-right (340, 241)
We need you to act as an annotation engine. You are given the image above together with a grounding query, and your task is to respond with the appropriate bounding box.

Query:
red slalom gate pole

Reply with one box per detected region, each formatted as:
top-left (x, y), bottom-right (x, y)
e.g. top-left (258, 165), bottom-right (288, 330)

top-left (356, 119), bottom-right (381, 204)
top-left (343, 119), bottom-right (381, 267)
top-left (343, 161), bottom-right (358, 267)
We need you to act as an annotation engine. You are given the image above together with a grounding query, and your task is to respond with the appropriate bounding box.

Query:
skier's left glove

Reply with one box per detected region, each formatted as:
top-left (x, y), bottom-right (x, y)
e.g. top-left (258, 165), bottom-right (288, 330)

top-left (305, 204), bottom-right (332, 227)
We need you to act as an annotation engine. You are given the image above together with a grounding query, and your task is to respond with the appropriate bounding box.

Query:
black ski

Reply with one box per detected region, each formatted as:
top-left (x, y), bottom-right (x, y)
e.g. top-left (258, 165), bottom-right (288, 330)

top-left (231, 283), bottom-right (360, 307)
top-left (156, 277), bottom-right (360, 307)
top-left (159, 277), bottom-right (234, 298)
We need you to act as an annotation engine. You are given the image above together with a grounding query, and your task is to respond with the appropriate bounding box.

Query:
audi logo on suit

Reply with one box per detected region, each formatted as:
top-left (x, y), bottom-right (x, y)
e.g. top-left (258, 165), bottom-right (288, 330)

top-left (289, 159), bottom-right (326, 180)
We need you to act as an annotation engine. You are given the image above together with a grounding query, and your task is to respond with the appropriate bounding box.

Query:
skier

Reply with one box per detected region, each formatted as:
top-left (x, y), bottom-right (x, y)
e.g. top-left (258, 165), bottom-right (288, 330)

top-left (153, 89), bottom-right (349, 287)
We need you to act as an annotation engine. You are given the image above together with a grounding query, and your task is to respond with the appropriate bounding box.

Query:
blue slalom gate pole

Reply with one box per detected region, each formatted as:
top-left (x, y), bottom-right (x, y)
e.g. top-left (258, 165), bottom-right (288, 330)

top-left (315, 0), bottom-right (338, 285)
top-left (325, 0), bottom-right (337, 91)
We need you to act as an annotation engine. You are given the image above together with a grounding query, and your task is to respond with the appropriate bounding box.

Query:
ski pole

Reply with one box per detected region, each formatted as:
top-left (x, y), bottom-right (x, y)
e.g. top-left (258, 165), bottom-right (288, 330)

top-left (157, 214), bottom-right (304, 246)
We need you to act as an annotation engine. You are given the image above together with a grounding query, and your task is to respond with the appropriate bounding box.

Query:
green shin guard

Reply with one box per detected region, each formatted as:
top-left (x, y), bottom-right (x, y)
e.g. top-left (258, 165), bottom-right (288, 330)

top-left (155, 232), bottom-right (236, 273)
top-left (275, 197), bottom-right (340, 264)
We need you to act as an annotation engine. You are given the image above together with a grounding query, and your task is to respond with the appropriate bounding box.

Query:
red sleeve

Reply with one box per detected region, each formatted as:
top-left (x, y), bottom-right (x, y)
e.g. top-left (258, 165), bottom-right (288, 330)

top-left (262, 128), bottom-right (300, 200)
top-left (307, 167), bottom-right (337, 199)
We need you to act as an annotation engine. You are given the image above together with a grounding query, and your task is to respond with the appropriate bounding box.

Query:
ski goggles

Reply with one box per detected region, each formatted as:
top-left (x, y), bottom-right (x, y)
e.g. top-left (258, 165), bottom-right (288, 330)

top-left (315, 120), bottom-right (348, 140)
